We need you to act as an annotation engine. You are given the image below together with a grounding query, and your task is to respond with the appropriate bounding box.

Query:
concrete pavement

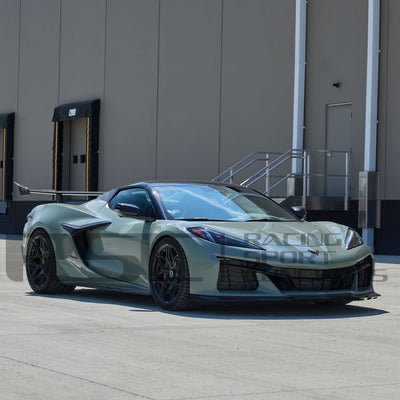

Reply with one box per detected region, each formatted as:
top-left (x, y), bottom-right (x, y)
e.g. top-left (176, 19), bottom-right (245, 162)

top-left (0, 238), bottom-right (399, 400)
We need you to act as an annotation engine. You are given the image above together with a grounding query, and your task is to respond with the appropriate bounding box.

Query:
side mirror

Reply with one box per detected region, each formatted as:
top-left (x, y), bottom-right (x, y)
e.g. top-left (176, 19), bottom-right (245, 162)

top-left (291, 205), bottom-right (306, 220)
top-left (115, 203), bottom-right (155, 222)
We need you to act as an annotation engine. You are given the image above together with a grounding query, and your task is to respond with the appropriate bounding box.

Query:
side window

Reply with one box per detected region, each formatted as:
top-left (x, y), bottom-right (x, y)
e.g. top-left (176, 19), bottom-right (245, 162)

top-left (109, 188), bottom-right (155, 218)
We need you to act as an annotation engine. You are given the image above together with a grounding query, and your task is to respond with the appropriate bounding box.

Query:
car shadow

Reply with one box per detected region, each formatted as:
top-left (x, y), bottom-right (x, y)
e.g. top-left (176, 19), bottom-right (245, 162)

top-left (26, 288), bottom-right (388, 320)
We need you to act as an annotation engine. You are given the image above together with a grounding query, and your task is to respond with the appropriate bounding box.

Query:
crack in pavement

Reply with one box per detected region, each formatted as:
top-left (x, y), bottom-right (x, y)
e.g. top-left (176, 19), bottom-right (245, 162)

top-left (172, 382), bottom-right (400, 400)
top-left (0, 354), bottom-right (153, 400)
top-left (1, 354), bottom-right (400, 400)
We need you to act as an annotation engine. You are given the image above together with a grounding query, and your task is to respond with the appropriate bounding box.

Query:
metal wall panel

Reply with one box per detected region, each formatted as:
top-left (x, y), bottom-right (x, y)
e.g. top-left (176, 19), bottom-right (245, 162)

top-left (59, 0), bottom-right (106, 103)
top-left (156, 0), bottom-right (222, 180)
top-left (14, 0), bottom-right (61, 200)
top-left (102, 0), bottom-right (158, 189)
top-left (58, 0), bottom-right (106, 191)
top-left (0, 0), bottom-right (19, 112)
top-left (219, 0), bottom-right (295, 174)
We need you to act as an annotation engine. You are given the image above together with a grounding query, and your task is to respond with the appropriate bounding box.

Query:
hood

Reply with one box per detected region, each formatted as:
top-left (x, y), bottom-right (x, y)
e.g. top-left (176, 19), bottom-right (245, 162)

top-left (187, 220), bottom-right (347, 248)
top-left (179, 220), bottom-right (370, 267)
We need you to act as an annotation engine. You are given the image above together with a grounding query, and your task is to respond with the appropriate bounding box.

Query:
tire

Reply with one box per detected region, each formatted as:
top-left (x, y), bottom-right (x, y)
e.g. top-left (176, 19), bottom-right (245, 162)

top-left (26, 229), bottom-right (75, 294)
top-left (149, 237), bottom-right (191, 311)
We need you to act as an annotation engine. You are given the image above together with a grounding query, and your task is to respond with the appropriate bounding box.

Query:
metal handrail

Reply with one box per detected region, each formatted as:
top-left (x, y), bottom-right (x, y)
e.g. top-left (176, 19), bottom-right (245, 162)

top-left (242, 151), bottom-right (305, 187)
top-left (220, 157), bottom-right (263, 183)
top-left (264, 173), bottom-right (293, 194)
top-left (212, 150), bottom-right (298, 183)
top-left (212, 148), bottom-right (351, 211)
top-left (212, 152), bottom-right (261, 182)
top-left (305, 150), bottom-right (350, 210)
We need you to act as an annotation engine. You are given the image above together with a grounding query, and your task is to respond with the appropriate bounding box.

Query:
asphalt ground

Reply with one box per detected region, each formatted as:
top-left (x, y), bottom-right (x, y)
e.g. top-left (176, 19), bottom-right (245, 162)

top-left (0, 237), bottom-right (399, 400)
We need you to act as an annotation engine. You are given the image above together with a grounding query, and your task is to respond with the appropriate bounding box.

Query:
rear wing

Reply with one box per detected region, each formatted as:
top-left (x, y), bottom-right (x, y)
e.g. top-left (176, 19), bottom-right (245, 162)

top-left (14, 182), bottom-right (103, 203)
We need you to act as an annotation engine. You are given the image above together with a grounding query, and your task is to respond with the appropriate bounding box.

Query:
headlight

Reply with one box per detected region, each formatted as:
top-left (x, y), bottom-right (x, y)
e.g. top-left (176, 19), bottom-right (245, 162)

top-left (187, 227), bottom-right (265, 250)
top-left (345, 228), bottom-right (363, 250)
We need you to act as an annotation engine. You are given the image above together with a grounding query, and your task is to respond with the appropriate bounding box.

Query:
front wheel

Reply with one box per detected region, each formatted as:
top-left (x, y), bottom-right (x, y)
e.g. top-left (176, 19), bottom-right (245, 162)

top-left (26, 229), bottom-right (75, 294)
top-left (149, 237), bottom-right (191, 311)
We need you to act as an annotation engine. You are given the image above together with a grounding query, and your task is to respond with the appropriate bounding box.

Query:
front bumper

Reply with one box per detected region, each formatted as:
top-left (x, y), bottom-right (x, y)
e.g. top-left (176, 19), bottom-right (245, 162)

top-left (216, 255), bottom-right (374, 292)
top-left (190, 291), bottom-right (380, 304)
top-left (185, 242), bottom-right (379, 303)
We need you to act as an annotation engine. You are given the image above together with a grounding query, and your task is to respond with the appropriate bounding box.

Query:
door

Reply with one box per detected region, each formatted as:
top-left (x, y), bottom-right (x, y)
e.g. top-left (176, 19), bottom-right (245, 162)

top-left (61, 119), bottom-right (88, 200)
top-left (325, 103), bottom-right (352, 196)
top-left (84, 188), bottom-right (156, 289)
top-left (0, 129), bottom-right (3, 201)
top-left (69, 119), bottom-right (87, 191)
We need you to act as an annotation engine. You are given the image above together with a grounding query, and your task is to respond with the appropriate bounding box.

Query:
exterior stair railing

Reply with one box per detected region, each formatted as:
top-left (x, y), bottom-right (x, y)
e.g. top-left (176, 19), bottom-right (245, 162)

top-left (212, 149), bottom-right (350, 211)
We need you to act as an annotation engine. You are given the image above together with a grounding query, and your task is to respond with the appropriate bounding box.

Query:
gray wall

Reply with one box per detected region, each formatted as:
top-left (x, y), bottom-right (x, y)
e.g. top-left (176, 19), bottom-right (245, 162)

top-left (0, 0), bottom-right (295, 200)
top-left (0, 0), bottom-right (19, 113)
top-left (15, 0), bottom-right (61, 193)
top-left (102, 0), bottom-right (159, 188)
top-left (1, 0), bottom-right (399, 203)
top-left (219, 0), bottom-right (295, 171)
top-left (157, 0), bottom-right (222, 181)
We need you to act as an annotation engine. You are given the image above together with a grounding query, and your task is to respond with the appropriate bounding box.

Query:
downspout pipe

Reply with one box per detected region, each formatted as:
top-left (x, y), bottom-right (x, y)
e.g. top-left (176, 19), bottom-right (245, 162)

top-left (363, 0), bottom-right (380, 251)
top-left (292, 0), bottom-right (307, 175)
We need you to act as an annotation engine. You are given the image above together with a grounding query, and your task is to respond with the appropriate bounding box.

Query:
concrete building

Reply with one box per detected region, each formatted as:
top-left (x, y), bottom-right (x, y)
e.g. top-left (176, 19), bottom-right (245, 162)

top-left (0, 0), bottom-right (398, 254)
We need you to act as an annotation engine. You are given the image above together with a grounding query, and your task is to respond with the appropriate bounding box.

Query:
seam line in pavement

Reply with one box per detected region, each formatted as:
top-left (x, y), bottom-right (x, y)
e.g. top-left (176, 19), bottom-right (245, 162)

top-left (174, 382), bottom-right (400, 400)
top-left (0, 355), bottom-right (154, 400)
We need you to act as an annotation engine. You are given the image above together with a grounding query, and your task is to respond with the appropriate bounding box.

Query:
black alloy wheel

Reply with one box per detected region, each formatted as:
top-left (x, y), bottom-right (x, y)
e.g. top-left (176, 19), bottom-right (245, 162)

top-left (149, 237), bottom-right (191, 310)
top-left (26, 229), bottom-right (75, 294)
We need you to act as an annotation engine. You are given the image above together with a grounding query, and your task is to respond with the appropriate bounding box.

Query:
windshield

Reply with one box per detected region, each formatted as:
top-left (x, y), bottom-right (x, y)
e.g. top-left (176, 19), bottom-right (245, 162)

top-left (153, 184), bottom-right (297, 222)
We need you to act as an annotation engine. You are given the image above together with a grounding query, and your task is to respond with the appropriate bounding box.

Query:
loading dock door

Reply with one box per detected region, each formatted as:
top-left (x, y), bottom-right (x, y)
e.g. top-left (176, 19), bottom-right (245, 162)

top-left (0, 129), bottom-right (3, 200)
top-left (325, 103), bottom-right (352, 196)
top-left (52, 99), bottom-right (100, 196)
top-left (61, 119), bottom-right (88, 191)
top-left (69, 119), bottom-right (87, 191)
top-left (0, 112), bottom-right (15, 204)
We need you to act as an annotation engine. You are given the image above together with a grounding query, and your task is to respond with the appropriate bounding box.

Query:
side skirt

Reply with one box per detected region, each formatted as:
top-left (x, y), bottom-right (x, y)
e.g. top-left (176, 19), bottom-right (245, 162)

top-left (74, 284), bottom-right (151, 296)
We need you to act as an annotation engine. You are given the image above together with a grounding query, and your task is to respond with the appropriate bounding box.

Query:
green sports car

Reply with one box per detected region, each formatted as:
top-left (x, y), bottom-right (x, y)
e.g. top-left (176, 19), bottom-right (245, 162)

top-left (19, 181), bottom-right (379, 310)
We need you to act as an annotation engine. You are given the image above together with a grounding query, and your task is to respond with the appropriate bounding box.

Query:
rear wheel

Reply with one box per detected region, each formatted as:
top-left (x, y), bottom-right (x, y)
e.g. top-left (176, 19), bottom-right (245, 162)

top-left (26, 229), bottom-right (75, 294)
top-left (149, 237), bottom-right (191, 311)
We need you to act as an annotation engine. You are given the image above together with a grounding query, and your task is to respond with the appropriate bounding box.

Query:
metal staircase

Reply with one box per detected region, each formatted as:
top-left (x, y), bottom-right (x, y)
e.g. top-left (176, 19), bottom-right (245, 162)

top-left (212, 149), bottom-right (350, 211)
